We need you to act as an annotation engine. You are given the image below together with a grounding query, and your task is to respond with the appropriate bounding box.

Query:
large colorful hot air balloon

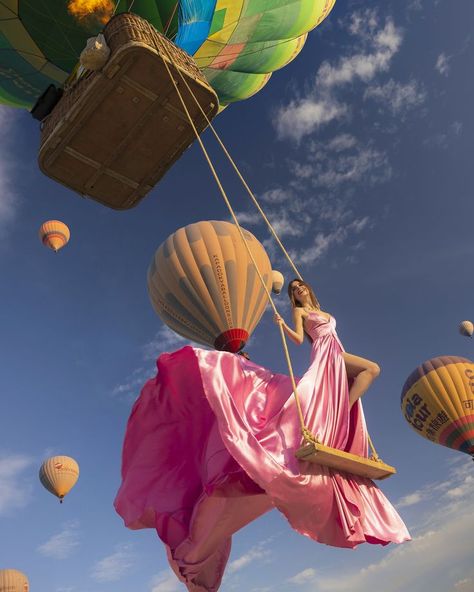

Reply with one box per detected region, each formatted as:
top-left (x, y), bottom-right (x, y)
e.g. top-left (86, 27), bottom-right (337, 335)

top-left (0, 569), bottom-right (29, 592)
top-left (148, 220), bottom-right (273, 352)
top-left (39, 220), bottom-right (70, 252)
top-left (401, 356), bottom-right (474, 458)
top-left (0, 0), bottom-right (335, 110)
top-left (39, 455), bottom-right (80, 502)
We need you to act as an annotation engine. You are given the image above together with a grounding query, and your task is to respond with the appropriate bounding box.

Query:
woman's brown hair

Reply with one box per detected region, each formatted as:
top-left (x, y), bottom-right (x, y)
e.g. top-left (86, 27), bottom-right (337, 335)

top-left (287, 279), bottom-right (321, 310)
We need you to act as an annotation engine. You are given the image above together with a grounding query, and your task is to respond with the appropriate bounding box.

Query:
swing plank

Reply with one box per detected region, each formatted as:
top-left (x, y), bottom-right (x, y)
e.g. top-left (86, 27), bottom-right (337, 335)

top-left (296, 442), bottom-right (396, 480)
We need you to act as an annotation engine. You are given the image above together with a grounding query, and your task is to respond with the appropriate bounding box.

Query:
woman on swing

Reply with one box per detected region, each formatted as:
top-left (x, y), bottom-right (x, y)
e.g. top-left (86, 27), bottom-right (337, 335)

top-left (274, 278), bottom-right (380, 410)
top-left (116, 280), bottom-right (410, 592)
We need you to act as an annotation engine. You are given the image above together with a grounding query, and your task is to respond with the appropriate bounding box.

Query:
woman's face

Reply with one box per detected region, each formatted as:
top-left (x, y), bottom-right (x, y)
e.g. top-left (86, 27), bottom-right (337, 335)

top-left (290, 281), bottom-right (309, 304)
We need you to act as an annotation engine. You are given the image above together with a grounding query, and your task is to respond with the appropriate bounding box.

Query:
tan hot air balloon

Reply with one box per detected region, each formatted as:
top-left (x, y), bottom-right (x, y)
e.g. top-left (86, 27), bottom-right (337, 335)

top-left (459, 320), bottom-right (474, 338)
top-left (148, 220), bottom-right (273, 353)
top-left (271, 270), bottom-right (284, 295)
top-left (0, 569), bottom-right (29, 592)
top-left (39, 455), bottom-right (79, 503)
top-left (39, 220), bottom-right (70, 252)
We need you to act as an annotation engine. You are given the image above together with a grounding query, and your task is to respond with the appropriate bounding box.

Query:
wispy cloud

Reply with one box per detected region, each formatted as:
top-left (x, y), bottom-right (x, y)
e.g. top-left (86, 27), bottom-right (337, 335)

top-left (288, 459), bottom-right (474, 592)
top-left (424, 121), bottom-right (463, 150)
top-left (228, 540), bottom-right (272, 573)
top-left (90, 543), bottom-right (136, 582)
top-left (0, 453), bottom-right (33, 515)
top-left (365, 79), bottom-right (426, 115)
top-left (435, 53), bottom-right (451, 76)
top-left (0, 107), bottom-right (20, 235)
top-left (293, 217), bottom-right (371, 265)
top-left (37, 521), bottom-right (80, 559)
top-left (111, 326), bottom-right (191, 401)
top-left (275, 11), bottom-right (403, 142)
top-left (150, 570), bottom-right (182, 592)
top-left (288, 568), bottom-right (317, 585)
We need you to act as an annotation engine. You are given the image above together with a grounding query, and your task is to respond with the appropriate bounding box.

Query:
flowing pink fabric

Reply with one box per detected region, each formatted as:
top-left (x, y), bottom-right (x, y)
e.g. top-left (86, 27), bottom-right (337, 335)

top-left (115, 312), bottom-right (410, 591)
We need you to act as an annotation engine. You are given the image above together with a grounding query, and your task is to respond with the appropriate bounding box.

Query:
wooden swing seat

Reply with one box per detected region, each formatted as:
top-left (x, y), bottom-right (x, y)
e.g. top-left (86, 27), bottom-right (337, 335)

top-left (38, 13), bottom-right (218, 210)
top-left (296, 442), bottom-right (396, 480)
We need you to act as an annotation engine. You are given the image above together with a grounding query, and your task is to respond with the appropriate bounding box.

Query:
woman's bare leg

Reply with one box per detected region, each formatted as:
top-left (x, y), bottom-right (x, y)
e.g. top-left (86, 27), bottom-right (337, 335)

top-left (342, 352), bottom-right (380, 409)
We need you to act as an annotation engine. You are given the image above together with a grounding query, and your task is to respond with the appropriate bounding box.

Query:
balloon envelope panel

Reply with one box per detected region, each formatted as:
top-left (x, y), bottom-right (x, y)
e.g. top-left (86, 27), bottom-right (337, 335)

top-left (0, 569), bottom-right (29, 592)
top-left (148, 220), bottom-right (272, 352)
top-left (0, 0), bottom-right (335, 109)
top-left (401, 356), bottom-right (474, 456)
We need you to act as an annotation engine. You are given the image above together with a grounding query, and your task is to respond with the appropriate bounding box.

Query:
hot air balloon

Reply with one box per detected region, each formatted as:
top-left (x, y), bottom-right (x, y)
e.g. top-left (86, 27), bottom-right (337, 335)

top-left (39, 456), bottom-right (79, 503)
top-left (1, 1), bottom-right (336, 111)
top-left (1, 2), bottom-right (335, 208)
top-left (0, 569), bottom-right (29, 592)
top-left (39, 220), bottom-right (70, 252)
top-left (459, 320), bottom-right (474, 338)
top-left (148, 220), bottom-right (273, 353)
top-left (401, 356), bottom-right (474, 458)
top-left (271, 270), bottom-right (284, 295)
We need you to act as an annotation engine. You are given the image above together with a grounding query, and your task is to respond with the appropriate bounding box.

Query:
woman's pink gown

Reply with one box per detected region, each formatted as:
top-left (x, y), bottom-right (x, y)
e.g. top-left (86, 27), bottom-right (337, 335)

top-left (114, 312), bottom-right (410, 591)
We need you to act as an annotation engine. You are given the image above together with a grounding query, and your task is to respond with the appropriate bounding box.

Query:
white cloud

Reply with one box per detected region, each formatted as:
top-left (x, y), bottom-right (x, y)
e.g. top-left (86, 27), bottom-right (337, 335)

top-left (228, 541), bottom-right (272, 573)
top-left (0, 453), bottom-right (33, 515)
top-left (365, 79), bottom-right (426, 114)
top-left (150, 570), bottom-right (181, 592)
top-left (142, 325), bottom-right (188, 360)
top-left (288, 459), bottom-right (474, 592)
top-left (0, 107), bottom-right (19, 235)
top-left (396, 491), bottom-right (423, 508)
top-left (435, 52), bottom-right (451, 76)
top-left (305, 146), bottom-right (391, 190)
top-left (90, 543), bottom-right (136, 582)
top-left (294, 217), bottom-right (370, 265)
top-left (275, 98), bottom-right (347, 143)
top-left (288, 568), bottom-right (317, 585)
top-left (275, 13), bottom-right (403, 142)
top-left (37, 522), bottom-right (80, 559)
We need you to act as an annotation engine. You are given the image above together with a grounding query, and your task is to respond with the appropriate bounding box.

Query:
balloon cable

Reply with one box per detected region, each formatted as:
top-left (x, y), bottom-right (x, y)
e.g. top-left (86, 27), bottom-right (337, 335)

top-left (156, 33), bottom-right (381, 460)
top-left (154, 35), bottom-right (310, 443)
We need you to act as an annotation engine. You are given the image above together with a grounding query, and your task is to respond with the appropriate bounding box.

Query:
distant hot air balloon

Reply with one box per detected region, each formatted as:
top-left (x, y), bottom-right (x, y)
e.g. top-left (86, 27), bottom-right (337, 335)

top-left (0, 569), bottom-right (29, 592)
top-left (39, 456), bottom-right (79, 503)
top-left (271, 270), bottom-right (285, 295)
top-left (401, 356), bottom-right (474, 458)
top-left (148, 220), bottom-right (273, 353)
top-left (39, 220), bottom-right (70, 252)
top-left (459, 320), bottom-right (474, 338)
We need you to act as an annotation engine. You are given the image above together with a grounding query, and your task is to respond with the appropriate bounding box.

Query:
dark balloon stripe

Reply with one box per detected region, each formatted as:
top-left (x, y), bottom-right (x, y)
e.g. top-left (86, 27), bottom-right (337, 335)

top-left (400, 356), bottom-right (472, 401)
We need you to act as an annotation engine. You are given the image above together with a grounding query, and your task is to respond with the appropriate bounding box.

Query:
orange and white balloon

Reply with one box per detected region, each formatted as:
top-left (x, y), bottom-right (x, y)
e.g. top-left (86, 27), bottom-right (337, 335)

top-left (39, 455), bottom-right (79, 503)
top-left (39, 220), bottom-right (70, 252)
top-left (0, 569), bottom-right (29, 592)
top-left (148, 220), bottom-right (273, 353)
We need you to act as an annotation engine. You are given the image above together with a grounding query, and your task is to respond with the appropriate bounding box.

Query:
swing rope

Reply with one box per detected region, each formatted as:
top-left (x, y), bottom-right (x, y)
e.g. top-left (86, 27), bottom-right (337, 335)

top-left (155, 33), bottom-right (381, 461)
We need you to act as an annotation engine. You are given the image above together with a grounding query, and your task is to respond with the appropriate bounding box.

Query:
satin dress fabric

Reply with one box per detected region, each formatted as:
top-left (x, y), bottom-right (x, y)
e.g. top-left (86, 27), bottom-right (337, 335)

top-left (114, 312), bottom-right (410, 591)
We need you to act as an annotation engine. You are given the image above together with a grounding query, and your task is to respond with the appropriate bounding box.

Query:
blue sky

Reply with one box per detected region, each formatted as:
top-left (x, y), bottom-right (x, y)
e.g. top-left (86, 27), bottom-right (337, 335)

top-left (1, 1), bottom-right (474, 591)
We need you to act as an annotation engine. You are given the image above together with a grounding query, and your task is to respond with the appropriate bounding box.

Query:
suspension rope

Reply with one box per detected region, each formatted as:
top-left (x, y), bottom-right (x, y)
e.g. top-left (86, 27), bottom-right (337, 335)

top-left (153, 35), bottom-right (309, 440)
top-left (154, 32), bottom-right (381, 460)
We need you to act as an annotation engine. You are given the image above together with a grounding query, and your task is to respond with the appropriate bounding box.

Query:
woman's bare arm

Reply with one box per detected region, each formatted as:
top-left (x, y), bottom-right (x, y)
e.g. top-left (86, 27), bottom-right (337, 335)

top-left (274, 308), bottom-right (306, 345)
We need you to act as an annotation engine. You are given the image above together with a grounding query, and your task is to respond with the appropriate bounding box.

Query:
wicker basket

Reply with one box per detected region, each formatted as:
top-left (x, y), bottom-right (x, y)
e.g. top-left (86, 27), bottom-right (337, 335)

top-left (39, 13), bottom-right (219, 210)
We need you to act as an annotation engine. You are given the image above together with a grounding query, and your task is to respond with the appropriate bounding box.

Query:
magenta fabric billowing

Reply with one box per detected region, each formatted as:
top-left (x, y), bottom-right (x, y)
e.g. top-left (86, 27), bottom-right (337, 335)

top-left (114, 312), bottom-right (410, 591)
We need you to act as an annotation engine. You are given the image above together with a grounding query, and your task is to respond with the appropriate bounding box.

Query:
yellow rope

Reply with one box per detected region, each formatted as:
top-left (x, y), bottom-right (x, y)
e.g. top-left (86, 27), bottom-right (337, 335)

top-left (154, 32), bottom-right (381, 461)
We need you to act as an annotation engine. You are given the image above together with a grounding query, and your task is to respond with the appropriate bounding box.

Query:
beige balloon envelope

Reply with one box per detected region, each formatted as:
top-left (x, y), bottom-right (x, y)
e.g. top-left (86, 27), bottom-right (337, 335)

top-left (39, 456), bottom-right (79, 503)
top-left (38, 220), bottom-right (70, 252)
top-left (271, 270), bottom-right (284, 295)
top-left (0, 569), bottom-right (29, 592)
top-left (148, 220), bottom-right (273, 352)
top-left (459, 320), bottom-right (474, 338)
